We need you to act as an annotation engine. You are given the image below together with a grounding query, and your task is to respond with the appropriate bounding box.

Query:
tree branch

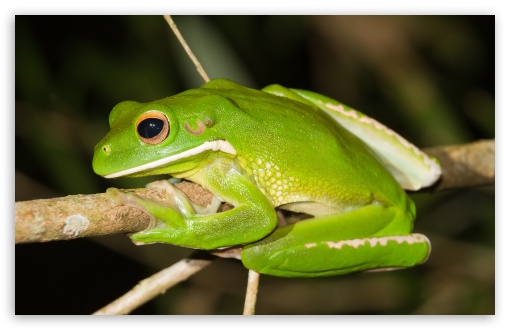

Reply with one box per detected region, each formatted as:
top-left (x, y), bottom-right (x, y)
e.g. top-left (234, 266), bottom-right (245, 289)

top-left (423, 139), bottom-right (494, 192)
top-left (15, 181), bottom-right (215, 244)
top-left (16, 188), bottom-right (156, 244)
top-left (15, 139), bottom-right (494, 244)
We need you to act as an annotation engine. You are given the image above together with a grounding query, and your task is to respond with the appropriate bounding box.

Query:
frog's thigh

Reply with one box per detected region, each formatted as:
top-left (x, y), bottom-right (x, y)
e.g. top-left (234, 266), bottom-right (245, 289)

top-left (241, 205), bottom-right (430, 277)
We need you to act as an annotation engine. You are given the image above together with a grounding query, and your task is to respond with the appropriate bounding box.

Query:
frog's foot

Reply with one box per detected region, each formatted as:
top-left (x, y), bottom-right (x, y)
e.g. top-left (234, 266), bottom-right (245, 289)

top-left (106, 187), bottom-right (188, 245)
top-left (106, 187), bottom-right (139, 207)
top-left (106, 187), bottom-right (182, 218)
top-left (145, 180), bottom-right (198, 217)
top-left (146, 179), bottom-right (223, 216)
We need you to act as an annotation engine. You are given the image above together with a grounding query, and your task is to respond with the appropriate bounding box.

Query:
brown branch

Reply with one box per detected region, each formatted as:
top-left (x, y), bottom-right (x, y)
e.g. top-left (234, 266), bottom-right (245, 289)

top-left (15, 181), bottom-right (215, 244)
top-left (15, 139), bottom-right (494, 244)
top-left (16, 188), bottom-right (154, 244)
top-left (423, 139), bottom-right (494, 192)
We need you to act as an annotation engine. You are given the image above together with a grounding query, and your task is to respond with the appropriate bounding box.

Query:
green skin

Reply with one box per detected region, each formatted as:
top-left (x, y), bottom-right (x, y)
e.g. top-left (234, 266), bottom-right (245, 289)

top-left (92, 79), bottom-right (441, 278)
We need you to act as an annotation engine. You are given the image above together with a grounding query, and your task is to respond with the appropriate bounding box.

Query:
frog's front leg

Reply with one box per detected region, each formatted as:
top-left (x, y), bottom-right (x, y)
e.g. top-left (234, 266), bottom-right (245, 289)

top-left (108, 166), bottom-right (278, 250)
top-left (241, 204), bottom-right (431, 277)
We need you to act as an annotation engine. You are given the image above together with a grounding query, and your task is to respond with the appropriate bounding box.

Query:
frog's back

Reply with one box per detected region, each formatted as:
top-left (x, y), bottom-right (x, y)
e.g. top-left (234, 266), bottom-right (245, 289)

top-left (197, 80), bottom-right (410, 215)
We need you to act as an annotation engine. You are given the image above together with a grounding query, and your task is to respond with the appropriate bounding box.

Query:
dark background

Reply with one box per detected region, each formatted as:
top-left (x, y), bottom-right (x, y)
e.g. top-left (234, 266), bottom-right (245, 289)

top-left (15, 15), bottom-right (494, 314)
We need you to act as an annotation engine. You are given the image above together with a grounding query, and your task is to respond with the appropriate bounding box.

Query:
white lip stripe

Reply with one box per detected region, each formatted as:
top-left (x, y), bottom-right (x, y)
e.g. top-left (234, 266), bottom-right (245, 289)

top-left (104, 140), bottom-right (237, 178)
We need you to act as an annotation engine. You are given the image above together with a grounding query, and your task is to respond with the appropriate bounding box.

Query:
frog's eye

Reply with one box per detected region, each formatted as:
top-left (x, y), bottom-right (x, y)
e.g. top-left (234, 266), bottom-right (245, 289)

top-left (136, 111), bottom-right (170, 145)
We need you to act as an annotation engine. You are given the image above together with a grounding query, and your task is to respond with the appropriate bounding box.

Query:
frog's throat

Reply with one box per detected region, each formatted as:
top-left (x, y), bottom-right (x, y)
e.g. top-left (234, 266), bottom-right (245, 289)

top-left (104, 140), bottom-right (237, 178)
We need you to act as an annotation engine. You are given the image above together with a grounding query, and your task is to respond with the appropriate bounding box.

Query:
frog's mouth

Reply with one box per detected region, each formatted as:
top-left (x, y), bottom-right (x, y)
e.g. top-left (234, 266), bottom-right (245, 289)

top-left (104, 140), bottom-right (237, 178)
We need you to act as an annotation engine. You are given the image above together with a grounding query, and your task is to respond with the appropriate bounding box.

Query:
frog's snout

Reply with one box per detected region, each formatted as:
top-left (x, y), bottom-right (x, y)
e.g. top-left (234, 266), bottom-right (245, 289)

top-left (92, 142), bottom-right (112, 176)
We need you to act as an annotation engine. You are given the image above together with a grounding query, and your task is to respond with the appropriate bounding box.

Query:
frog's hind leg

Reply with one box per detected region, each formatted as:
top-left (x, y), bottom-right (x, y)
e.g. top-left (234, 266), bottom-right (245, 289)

top-left (240, 204), bottom-right (430, 278)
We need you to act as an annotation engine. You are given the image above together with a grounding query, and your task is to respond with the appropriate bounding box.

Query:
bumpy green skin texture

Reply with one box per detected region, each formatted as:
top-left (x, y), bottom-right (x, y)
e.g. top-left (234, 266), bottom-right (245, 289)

top-left (93, 79), bottom-right (430, 278)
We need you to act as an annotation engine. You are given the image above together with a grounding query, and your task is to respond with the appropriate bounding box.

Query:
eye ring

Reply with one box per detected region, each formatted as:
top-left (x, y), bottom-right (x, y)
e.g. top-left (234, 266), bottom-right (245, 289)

top-left (136, 111), bottom-right (170, 145)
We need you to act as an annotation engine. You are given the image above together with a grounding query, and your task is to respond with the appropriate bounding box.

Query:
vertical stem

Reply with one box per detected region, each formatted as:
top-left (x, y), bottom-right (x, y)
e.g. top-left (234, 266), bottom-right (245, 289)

top-left (243, 270), bottom-right (260, 315)
top-left (163, 15), bottom-right (211, 83)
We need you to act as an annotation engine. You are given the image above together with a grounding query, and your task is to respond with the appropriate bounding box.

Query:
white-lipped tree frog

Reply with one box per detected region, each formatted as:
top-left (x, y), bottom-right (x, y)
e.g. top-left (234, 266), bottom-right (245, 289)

top-left (92, 79), bottom-right (441, 277)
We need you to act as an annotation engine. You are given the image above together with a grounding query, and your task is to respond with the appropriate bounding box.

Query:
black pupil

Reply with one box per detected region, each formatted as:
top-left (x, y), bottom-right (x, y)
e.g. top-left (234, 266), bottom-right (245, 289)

top-left (138, 118), bottom-right (164, 138)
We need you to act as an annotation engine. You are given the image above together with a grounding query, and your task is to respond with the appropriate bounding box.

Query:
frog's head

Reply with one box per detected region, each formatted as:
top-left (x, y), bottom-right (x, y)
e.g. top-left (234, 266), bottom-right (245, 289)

top-left (92, 91), bottom-right (238, 179)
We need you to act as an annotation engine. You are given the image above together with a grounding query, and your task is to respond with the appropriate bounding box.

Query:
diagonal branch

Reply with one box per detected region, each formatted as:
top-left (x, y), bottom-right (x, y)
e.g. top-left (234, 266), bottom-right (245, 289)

top-left (93, 250), bottom-right (216, 315)
top-left (15, 139), bottom-right (494, 245)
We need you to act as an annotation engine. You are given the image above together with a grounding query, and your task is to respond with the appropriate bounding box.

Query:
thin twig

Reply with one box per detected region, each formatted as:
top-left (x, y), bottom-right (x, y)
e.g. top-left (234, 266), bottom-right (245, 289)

top-left (163, 15), bottom-right (210, 83)
top-left (93, 250), bottom-right (216, 315)
top-left (243, 270), bottom-right (260, 315)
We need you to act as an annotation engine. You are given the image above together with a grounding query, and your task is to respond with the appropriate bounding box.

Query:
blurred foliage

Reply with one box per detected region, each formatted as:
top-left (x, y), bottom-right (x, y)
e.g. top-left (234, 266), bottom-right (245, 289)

top-left (15, 15), bottom-right (494, 315)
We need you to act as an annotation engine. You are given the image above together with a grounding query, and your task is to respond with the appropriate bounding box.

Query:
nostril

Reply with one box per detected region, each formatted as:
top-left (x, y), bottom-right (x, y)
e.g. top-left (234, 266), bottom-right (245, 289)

top-left (102, 145), bottom-right (111, 154)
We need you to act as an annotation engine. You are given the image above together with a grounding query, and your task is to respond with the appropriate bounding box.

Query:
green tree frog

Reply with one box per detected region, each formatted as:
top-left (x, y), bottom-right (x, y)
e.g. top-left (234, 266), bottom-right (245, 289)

top-left (92, 79), bottom-right (441, 277)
